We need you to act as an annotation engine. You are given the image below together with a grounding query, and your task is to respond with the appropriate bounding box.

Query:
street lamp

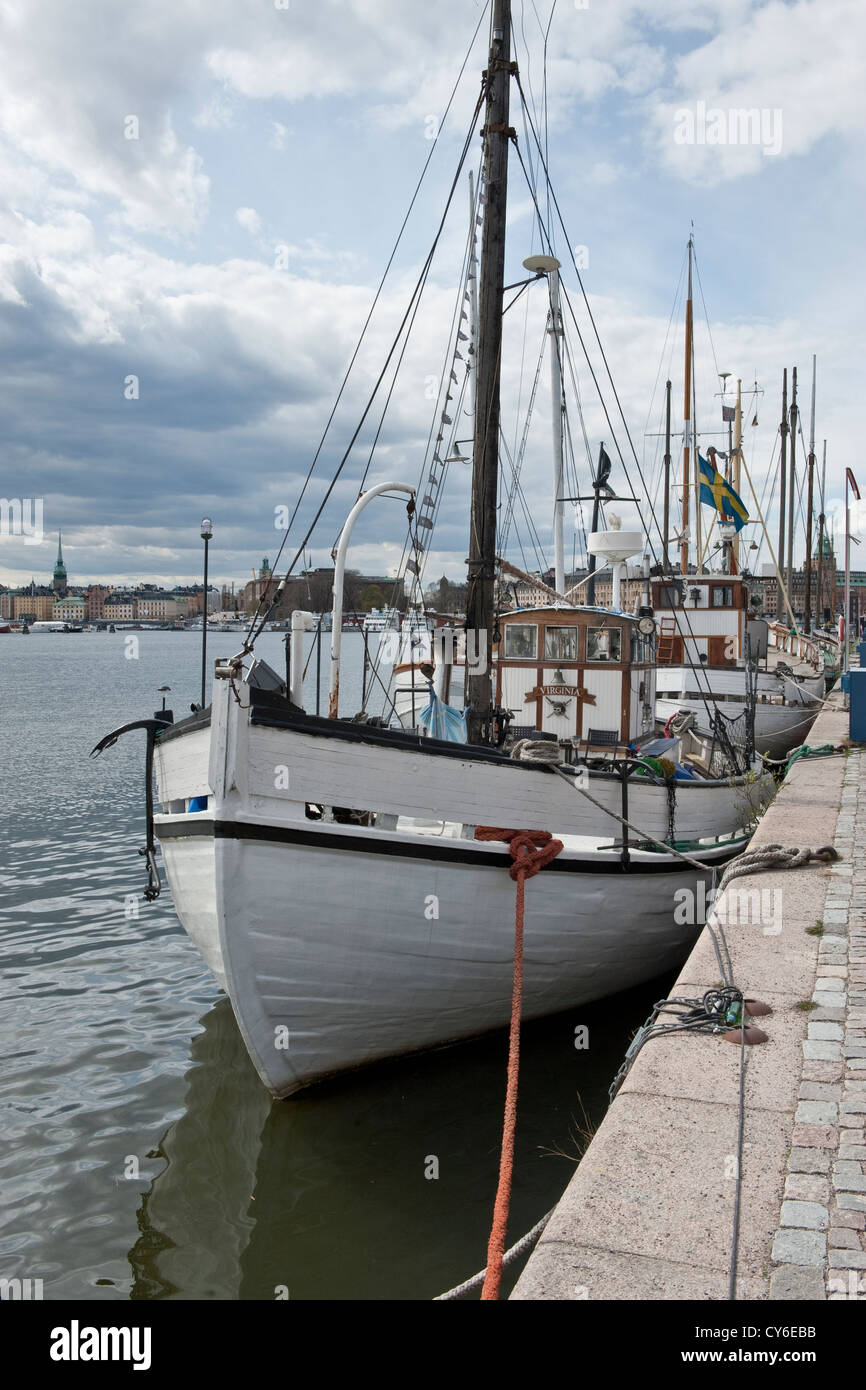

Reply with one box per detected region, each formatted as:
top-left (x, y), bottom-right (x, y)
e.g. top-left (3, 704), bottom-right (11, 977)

top-left (200, 517), bottom-right (213, 708)
top-left (843, 475), bottom-right (859, 671)
top-left (844, 473), bottom-right (859, 674)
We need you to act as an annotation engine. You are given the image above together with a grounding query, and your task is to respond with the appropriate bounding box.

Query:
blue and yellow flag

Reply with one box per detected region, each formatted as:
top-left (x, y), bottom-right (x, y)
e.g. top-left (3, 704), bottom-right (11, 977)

top-left (698, 453), bottom-right (749, 532)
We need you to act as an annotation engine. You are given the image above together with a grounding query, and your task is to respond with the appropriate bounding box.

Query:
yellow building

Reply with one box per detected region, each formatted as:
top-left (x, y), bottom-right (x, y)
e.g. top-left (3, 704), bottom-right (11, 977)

top-left (14, 588), bottom-right (55, 621)
top-left (54, 596), bottom-right (87, 623)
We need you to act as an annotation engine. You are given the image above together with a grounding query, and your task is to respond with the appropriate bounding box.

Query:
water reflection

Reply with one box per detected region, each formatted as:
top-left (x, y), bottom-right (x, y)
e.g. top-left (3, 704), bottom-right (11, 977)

top-left (129, 974), bottom-right (675, 1301)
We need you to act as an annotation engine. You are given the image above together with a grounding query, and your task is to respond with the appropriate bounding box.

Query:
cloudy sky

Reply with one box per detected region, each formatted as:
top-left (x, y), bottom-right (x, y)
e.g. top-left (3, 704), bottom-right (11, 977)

top-left (0, 0), bottom-right (864, 594)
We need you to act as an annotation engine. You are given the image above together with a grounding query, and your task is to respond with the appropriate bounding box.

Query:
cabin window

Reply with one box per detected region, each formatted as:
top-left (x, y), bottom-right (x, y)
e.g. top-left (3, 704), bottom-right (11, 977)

top-left (587, 626), bottom-right (621, 662)
top-left (657, 583), bottom-right (683, 608)
top-left (711, 586), bottom-right (734, 607)
top-left (504, 624), bottom-right (538, 659)
top-left (544, 626), bottom-right (579, 661)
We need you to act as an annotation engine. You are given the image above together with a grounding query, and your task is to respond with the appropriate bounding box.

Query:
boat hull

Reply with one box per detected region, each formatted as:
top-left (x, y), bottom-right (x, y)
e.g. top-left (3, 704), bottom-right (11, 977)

top-left (656, 664), bottom-right (821, 760)
top-left (149, 679), bottom-right (753, 1097)
top-left (156, 813), bottom-right (739, 1097)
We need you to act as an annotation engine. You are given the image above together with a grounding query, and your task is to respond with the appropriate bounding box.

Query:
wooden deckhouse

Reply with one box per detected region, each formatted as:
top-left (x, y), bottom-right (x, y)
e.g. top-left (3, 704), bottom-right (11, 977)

top-left (494, 605), bottom-right (656, 747)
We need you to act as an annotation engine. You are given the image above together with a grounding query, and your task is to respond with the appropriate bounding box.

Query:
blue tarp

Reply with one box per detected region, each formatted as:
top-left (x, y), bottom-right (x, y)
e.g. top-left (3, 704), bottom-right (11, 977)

top-left (419, 685), bottom-right (468, 743)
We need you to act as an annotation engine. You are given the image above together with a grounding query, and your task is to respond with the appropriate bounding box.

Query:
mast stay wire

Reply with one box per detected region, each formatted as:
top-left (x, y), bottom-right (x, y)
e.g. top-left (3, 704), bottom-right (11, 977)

top-left (508, 104), bottom-right (719, 726)
top-left (240, 6), bottom-right (493, 649)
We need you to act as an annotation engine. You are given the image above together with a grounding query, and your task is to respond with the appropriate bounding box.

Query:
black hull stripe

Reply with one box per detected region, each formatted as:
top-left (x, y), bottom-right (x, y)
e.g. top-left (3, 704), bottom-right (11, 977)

top-left (155, 818), bottom-right (743, 875)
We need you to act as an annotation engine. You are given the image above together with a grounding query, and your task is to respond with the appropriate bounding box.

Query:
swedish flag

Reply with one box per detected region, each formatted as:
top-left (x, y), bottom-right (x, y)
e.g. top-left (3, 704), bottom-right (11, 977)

top-left (698, 453), bottom-right (749, 532)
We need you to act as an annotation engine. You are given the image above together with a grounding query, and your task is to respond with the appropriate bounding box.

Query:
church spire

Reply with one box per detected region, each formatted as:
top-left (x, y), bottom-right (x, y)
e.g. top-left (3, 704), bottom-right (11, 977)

top-left (53, 530), bottom-right (68, 593)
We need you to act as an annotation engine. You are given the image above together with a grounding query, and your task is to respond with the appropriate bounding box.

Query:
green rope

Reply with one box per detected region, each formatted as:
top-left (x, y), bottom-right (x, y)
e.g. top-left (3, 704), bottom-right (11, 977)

top-left (784, 743), bottom-right (839, 773)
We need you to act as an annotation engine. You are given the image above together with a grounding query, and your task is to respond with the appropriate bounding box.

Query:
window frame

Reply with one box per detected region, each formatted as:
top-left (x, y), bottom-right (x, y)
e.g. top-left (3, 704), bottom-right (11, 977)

top-left (543, 624), bottom-right (581, 662)
top-left (503, 623), bottom-right (538, 660)
top-left (586, 625), bottom-right (622, 663)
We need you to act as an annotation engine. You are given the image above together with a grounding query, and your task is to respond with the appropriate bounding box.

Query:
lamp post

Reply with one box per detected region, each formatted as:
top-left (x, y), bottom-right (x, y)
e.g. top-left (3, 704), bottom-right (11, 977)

top-left (200, 517), bottom-right (213, 707)
top-left (845, 475), bottom-right (859, 668)
top-left (844, 474), bottom-right (860, 674)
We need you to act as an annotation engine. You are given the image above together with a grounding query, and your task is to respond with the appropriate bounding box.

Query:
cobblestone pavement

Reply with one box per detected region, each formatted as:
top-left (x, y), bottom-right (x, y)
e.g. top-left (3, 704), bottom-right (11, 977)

top-left (769, 749), bottom-right (866, 1301)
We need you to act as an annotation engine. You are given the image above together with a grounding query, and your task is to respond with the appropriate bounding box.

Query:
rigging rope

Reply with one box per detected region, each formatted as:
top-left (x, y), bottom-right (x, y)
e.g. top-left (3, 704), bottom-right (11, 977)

top-left (240, 39), bottom-right (491, 652)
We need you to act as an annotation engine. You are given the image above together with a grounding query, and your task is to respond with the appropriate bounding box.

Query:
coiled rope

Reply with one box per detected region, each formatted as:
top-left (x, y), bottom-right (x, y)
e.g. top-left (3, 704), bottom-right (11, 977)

top-left (472, 826), bottom-right (563, 1301)
top-left (509, 738), bottom-right (565, 765)
top-left (716, 843), bottom-right (839, 890)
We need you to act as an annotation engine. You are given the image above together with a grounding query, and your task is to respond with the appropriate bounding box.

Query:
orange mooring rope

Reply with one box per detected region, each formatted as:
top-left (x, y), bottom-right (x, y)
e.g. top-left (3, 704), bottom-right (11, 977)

top-left (474, 826), bottom-right (563, 1300)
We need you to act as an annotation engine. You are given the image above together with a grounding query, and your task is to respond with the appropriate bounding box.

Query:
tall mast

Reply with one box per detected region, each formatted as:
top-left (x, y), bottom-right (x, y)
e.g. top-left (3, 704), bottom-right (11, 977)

top-left (679, 236), bottom-right (693, 576)
top-left (465, 0), bottom-right (512, 743)
top-left (817, 440), bottom-right (827, 623)
top-left (804, 355), bottom-right (816, 633)
top-left (549, 265), bottom-right (565, 596)
top-left (468, 170), bottom-right (479, 417)
top-left (786, 365), bottom-right (797, 601)
top-left (778, 369), bottom-right (788, 618)
top-left (731, 379), bottom-right (742, 575)
top-left (663, 379), bottom-right (672, 571)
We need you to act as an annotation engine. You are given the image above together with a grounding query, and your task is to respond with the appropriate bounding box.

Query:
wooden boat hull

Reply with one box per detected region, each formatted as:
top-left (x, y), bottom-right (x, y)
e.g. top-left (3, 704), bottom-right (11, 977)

top-left (151, 678), bottom-right (751, 1097)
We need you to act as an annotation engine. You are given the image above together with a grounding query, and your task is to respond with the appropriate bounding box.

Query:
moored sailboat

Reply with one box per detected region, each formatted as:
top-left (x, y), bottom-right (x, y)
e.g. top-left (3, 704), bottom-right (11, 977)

top-left (651, 238), bottom-right (823, 760)
top-left (95, 3), bottom-right (764, 1100)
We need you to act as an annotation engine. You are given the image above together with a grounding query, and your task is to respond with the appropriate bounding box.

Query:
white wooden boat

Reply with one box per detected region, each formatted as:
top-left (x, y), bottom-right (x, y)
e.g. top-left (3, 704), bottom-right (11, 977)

top-left (94, 3), bottom-right (768, 1101)
top-left (652, 574), bottom-right (822, 759)
top-left (149, 668), bottom-right (747, 1098)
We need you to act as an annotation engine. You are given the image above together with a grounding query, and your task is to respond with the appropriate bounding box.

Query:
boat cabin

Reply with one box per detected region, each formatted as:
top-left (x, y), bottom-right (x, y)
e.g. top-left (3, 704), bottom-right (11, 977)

top-left (494, 605), bottom-right (656, 748)
top-left (651, 574), bottom-right (754, 667)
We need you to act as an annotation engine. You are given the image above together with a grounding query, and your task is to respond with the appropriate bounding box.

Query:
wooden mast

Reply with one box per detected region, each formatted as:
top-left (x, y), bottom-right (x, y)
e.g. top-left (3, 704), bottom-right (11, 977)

top-left (786, 365), bottom-right (798, 600)
top-left (778, 369), bottom-right (788, 619)
top-left (679, 236), bottom-right (693, 576)
top-left (465, 0), bottom-right (512, 744)
top-left (663, 379), bottom-right (671, 571)
top-left (817, 440), bottom-right (827, 624)
top-left (804, 354), bottom-right (816, 633)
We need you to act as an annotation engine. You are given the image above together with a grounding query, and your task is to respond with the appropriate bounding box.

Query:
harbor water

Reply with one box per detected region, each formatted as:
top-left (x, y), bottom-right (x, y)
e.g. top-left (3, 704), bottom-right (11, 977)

top-left (1, 630), bottom-right (682, 1300)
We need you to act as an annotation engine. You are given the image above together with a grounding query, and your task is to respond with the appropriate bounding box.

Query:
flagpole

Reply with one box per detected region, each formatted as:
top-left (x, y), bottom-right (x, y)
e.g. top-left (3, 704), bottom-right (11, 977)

top-left (586, 443), bottom-right (607, 606)
top-left (731, 380), bottom-right (742, 575)
top-left (680, 235), bottom-right (693, 577)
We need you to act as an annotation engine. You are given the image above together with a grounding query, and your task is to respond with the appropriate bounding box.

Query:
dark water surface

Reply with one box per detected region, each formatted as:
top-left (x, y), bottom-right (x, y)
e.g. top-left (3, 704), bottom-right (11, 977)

top-left (0, 631), bottom-right (683, 1300)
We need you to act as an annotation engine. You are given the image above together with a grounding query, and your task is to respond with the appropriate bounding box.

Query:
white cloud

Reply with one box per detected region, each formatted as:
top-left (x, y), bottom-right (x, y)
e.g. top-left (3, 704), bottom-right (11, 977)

top-left (648, 0), bottom-right (865, 183)
top-left (235, 206), bottom-right (262, 236)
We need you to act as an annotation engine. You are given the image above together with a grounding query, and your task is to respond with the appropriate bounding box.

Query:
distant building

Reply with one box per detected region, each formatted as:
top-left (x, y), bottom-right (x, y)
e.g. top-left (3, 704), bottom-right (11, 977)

top-left (86, 585), bottom-right (112, 621)
top-left (759, 541), bottom-right (866, 626)
top-left (13, 583), bottom-right (55, 622)
top-left (243, 557), bottom-right (275, 614)
top-left (136, 589), bottom-right (178, 621)
top-left (53, 595), bottom-right (86, 624)
top-left (52, 533), bottom-right (68, 594)
top-left (103, 592), bottom-right (136, 621)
